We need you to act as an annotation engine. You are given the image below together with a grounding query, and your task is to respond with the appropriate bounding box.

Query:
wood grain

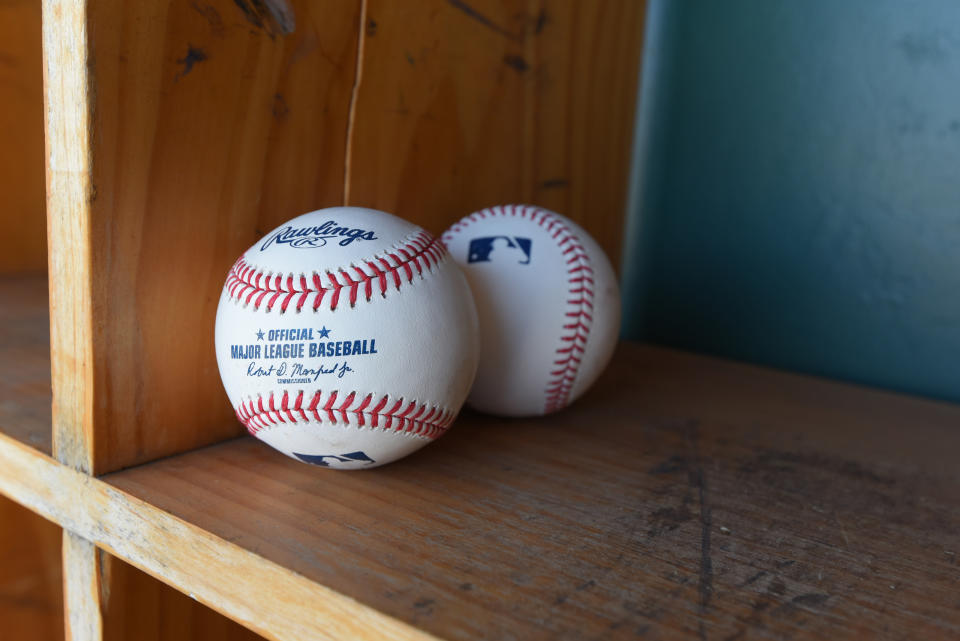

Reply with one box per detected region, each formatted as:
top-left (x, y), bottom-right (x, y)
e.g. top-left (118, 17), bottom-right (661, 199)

top-left (0, 274), bottom-right (52, 454)
top-left (63, 532), bottom-right (103, 641)
top-left (43, 0), bottom-right (96, 473)
top-left (345, 0), bottom-right (646, 267)
top-left (0, 0), bottom-right (46, 274)
top-left (44, 0), bottom-right (362, 475)
top-left (102, 344), bottom-right (960, 641)
top-left (3, 344), bottom-right (959, 638)
top-left (0, 430), bottom-right (441, 641)
top-left (0, 495), bottom-right (62, 641)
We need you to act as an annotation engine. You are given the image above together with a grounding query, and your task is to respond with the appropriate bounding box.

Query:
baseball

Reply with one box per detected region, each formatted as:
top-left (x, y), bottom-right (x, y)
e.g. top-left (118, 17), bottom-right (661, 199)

top-left (442, 205), bottom-right (620, 417)
top-left (215, 207), bottom-right (479, 469)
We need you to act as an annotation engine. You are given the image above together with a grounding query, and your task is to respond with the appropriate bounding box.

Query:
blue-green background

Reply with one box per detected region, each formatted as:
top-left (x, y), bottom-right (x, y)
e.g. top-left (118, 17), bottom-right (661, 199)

top-left (622, 0), bottom-right (960, 403)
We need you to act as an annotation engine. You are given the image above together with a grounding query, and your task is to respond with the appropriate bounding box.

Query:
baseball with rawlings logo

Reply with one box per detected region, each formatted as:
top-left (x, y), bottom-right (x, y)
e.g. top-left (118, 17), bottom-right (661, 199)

top-left (215, 207), bottom-right (479, 469)
top-left (442, 205), bottom-right (620, 417)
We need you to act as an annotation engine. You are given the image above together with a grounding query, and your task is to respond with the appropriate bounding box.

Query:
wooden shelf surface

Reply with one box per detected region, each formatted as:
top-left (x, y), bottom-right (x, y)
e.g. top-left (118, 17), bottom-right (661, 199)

top-left (102, 344), bottom-right (960, 641)
top-left (0, 273), bottom-right (51, 454)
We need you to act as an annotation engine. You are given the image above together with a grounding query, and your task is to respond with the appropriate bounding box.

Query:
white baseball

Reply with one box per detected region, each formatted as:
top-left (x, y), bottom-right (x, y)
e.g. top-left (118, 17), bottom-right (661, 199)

top-left (215, 207), bottom-right (479, 469)
top-left (442, 205), bottom-right (620, 417)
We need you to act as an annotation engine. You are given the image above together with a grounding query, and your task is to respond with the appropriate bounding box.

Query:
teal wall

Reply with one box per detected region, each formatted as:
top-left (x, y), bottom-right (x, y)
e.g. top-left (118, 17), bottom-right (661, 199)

top-left (623, 0), bottom-right (960, 403)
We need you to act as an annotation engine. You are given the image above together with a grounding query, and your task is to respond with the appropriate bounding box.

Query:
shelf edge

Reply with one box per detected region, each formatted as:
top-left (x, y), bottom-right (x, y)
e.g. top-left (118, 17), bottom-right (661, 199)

top-left (0, 432), bottom-right (442, 641)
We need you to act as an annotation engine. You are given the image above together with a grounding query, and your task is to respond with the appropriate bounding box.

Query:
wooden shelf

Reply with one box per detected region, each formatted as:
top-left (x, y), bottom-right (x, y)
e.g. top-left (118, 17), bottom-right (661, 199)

top-left (0, 274), bottom-right (51, 454)
top-left (97, 344), bottom-right (960, 641)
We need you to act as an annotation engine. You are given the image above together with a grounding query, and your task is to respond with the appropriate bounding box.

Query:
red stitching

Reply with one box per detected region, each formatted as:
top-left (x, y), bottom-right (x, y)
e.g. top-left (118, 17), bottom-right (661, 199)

top-left (442, 204), bottom-right (594, 413)
top-left (225, 230), bottom-right (446, 313)
top-left (235, 390), bottom-right (455, 439)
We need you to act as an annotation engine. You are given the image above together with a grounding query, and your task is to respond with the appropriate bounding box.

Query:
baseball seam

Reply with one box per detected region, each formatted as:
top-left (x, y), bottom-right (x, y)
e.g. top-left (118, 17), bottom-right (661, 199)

top-left (225, 230), bottom-right (447, 313)
top-left (442, 204), bottom-right (594, 413)
top-left (236, 390), bottom-right (456, 440)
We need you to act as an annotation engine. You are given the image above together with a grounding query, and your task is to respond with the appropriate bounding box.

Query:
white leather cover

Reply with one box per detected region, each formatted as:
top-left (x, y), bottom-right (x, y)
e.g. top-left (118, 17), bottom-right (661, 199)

top-left (443, 205), bottom-right (620, 417)
top-left (215, 207), bottom-right (479, 469)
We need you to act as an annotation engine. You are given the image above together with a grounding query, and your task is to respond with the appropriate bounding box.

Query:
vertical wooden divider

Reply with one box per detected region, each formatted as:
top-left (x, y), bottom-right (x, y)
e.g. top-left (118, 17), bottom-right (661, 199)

top-left (345, 0), bottom-right (646, 267)
top-left (43, 0), bottom-right (363, 638)
top-left (43, 0), bottom-right (102, 635)
top-left (62, 533), bottom-right (104, 641)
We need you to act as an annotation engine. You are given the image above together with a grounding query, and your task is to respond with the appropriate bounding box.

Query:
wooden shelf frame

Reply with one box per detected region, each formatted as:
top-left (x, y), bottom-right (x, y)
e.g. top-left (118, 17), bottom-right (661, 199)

top-left (1, 0), bottom-right (648, 639)
top-left (0, 430), bottom-right (433, 641)
top-left (3, 1), bottom-right (960, 640)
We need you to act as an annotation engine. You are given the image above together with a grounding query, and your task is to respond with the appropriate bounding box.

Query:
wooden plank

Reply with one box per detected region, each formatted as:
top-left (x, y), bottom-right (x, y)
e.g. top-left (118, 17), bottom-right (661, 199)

top-left (0, 430), bottom-right (440, 641)
top-left (42, 0), bottom-right (364, 475)
top-left (344, 0), bottom-right (646, 267)
top-left (63, 532), bottom-right (103, 641)
top-left (0, 0), bottom-right (46, 274)
top-left (103, 344), bottom-right (960, 641)
top-left (42, 0), bottom-right (96, 473)
top-left (0, 495), bottom-right (62, 641)
top-left (3, 344), bottom-right (960, 638)
top-left (0, 274), bottom-right (52, 454)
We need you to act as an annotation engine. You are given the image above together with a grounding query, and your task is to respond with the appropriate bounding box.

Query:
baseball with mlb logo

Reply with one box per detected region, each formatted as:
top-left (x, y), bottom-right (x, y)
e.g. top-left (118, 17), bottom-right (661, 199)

top-left (442, 205), bottom-right (620, 417)
top-left (215, 207), bottom-right (479, 469)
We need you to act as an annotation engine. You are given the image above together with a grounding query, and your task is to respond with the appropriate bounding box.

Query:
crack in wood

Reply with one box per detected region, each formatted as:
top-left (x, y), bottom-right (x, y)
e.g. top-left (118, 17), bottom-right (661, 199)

top-left (685, 421), bottom-right (713, 641)
top-left (342, 0), bottom-right (368, 205)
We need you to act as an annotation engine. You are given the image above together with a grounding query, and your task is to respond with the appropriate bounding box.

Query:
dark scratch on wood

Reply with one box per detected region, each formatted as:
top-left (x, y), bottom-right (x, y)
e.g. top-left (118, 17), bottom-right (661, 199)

top-left (771, 592), bottom-right (830, 616)
top-left (686, 422), bottom-right (712, 640)
top-left (175, 46), bottom-right (208, 80)
top-left (191, 1), bottom-right (225, 37)
top-left (540, 178), bottom-right (569, 189)
top-left (272, 93), bottom-right (289, 121)
top-left (740, 570), bottom-right (767, 587)
top-left (647, 504), bottom-right (694, 537)
top-left (447, 0), bottom-right (522, 42)
top-left (503, 54), bottom-right (529, 72)
top-left (233, 0), bottom-right (295, 37)
top-left (535, 9), bottom-right (549, 34)
top-left (792, 593), bottom-right (830, 607)
top-left (650, 455), bottom-right (685, 475)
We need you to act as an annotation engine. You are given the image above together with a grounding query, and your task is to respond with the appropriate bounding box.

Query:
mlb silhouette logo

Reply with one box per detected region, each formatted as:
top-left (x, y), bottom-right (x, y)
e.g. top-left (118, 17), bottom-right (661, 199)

top-left (293, 451), bottom-right (376, 467)
top-left (467, 236), bottom-right (532, 265)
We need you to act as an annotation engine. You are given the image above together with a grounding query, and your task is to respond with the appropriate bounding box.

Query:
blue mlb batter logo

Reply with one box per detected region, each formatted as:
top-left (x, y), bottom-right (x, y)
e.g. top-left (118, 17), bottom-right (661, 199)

top-left (467, 236), bottom-right (532, 265)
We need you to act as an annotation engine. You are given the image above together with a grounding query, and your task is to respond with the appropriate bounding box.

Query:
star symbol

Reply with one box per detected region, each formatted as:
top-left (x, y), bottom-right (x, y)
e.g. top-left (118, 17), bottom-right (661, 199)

top-left (318, 326), bottom-right (331, 339)
top-left (256, 329), bottom-right (265, 341)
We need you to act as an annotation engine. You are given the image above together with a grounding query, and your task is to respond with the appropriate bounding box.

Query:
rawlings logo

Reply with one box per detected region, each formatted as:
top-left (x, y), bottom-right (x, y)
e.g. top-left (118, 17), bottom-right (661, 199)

top-left (260, 220), bottom-right (378, 250)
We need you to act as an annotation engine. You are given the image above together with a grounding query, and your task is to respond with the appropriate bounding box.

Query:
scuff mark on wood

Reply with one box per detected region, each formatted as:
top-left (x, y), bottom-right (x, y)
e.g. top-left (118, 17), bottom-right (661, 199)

top-left (771, 592), bottom-right (831, 617)
top-left (367, 18), bottom-right (378, 37)
top-left (535, 8), bottom-right (549, 34)
top-left (541, 177), bottom-right (570, 190)
top-left (447, 0), bottom-right (522, 42)
top-left (647, 504), bottom-right (694, 537)
top-left (191, 1), bottom-right (225, 37)
top-left (176, 46), bottom-right (208, 80)
top-left (740, 570), bottom-right (767, 587)
top-left (503, 54), bottom-right (529, 72)
top-left (272, 93), bottom-right (289, 121)
top-left (233, 0), bottom-right (295, 37)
